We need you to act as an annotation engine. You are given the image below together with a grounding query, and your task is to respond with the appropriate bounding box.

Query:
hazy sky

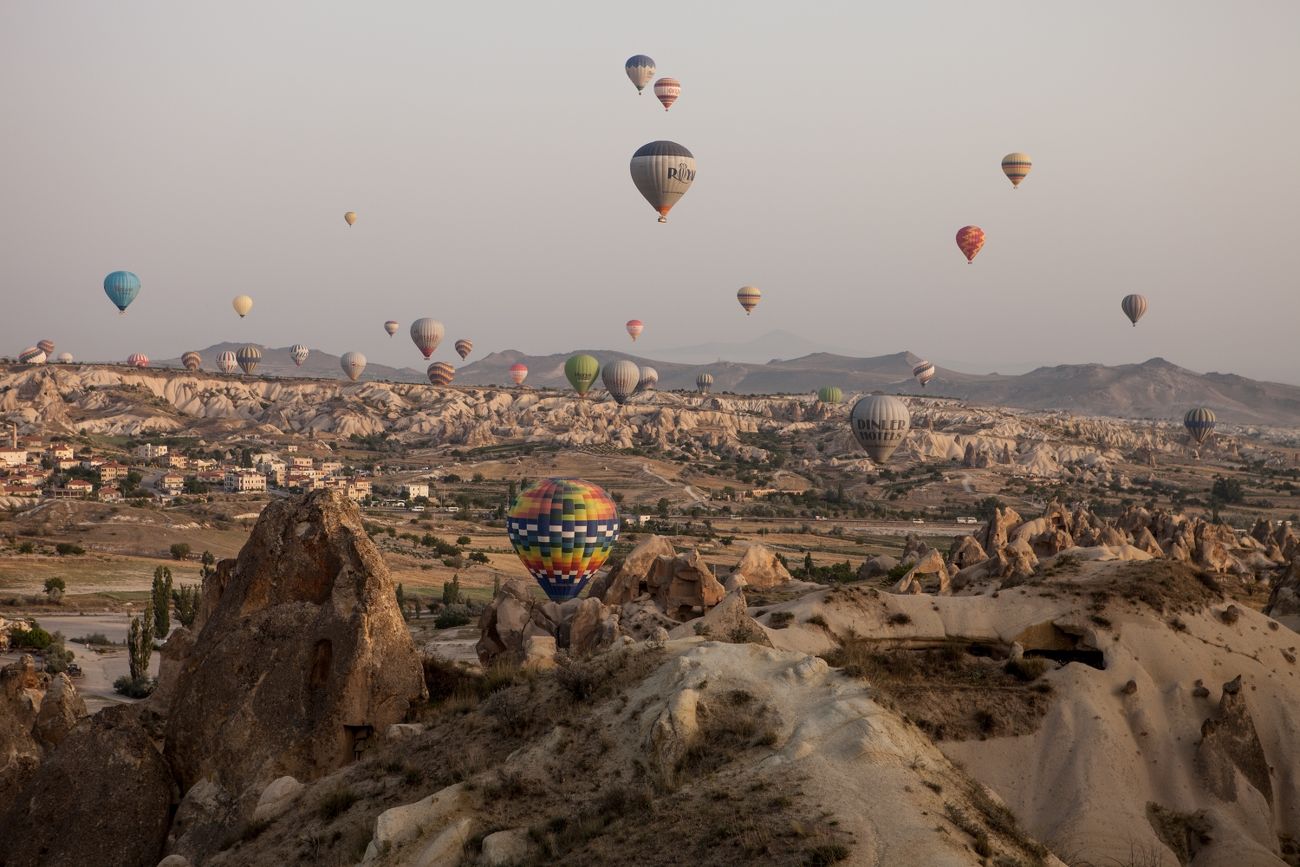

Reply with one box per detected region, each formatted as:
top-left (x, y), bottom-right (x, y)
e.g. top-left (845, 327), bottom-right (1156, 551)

top-left (3, 2), bottom-right (1299, 382)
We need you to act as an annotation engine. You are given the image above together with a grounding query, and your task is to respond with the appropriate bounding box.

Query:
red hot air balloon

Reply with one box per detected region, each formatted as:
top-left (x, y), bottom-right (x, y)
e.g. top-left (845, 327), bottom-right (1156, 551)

top-left (127, 353), bottom-right (149, 368)
top-left (956, 226), bottom-right (985, 263)
top-left (509, 363), bottom-right (528, 386)
top-left (653, 77), bottom-right (680, 111)
top-left (625, 320), bottom-right (643, 342)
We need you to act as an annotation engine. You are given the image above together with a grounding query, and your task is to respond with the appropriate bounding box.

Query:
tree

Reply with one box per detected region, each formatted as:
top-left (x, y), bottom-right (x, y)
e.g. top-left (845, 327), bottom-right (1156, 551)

top-left (442, 576), bottom-right (463, 605)
top-left (55, 542), bottom-right (84, 556)
top-left (128, 602), bottom-right (155, 682)
top-left (43, 577), bottom-right (66, 600)
top-left (172, 583), bottom-right (199, 628)
top-left (1210, 477), bottom-right (1245, 505)
top-left (507, 480), bottom-right (518, 507)
top-left (169, 542), bottom-right (191, 561)
top-left (151, 567), bottom-right (173, 636)
top-left (395, 583), bottom-right (407, 619)
top-left (199, 550), bottom-right (216, 581)
top-left (492, 575), bottom-right (501, 597)
top-left (122, 471), bottom-right (143, 496)
top-left (657, 497), bottom-right (671, 518)
top-left (803, 552), bottom-right (814, 576)
top-left (43, 633), bottom-right (74, 674)
top-left (976, 496), bottom-right (1004, 522)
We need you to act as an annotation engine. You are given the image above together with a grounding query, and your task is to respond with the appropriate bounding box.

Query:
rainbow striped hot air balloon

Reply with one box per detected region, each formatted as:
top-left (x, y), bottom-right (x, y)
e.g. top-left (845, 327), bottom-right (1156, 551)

top-left (181, 351), bottom-right (202, 371)
top-left (737, 285), bottom-right (761, 315)
top-left (653, 77), bottom-right (680, 111)
top-left (103, 271), bottom-right (141, 314)
top-left (427, 361), bottom-right (455, 387)
top-left (956, 226), bottom-right (985, 263)
top-left (455, 339), bottom-right (473, 360)
top-left (506, 478), bottom-right (620, 602)
top-left (127, 353), bottom-right (149, 369)
top-left (509, 363), bottom-right (528, 386)
top-left (1001, 153), bottom-right (1032, 188)
top-left (625, 320), bottom-right (643, 342)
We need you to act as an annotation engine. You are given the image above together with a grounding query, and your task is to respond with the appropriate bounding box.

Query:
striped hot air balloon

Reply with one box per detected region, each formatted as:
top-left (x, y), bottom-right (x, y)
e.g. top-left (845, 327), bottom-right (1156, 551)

top-left (1184, 407), bottom-right (1216, 445)
top-left (410, 318), bottom-right (444, 359)
top-left (344, 211), bottom-right (357, 227)
top-left (509, 363), bottom-right (528, 386)
top-left (624, 55), bottom-right (655, 93)
top-left (630, 141), bottom-right (695, 223)
top-left (55, 352), bottom-right (73, 364)
top-left (290, 344), bottom-right (309, 367)
top-left (181, 351), bottom-right (202, 371)
top-left (236, 345), bottom-right (261, 375)
top-left (17, 347), bottom-right (46, 365)
top-left (912, 360), bottom-right (936, 388)
top-left (625, 320), bottom-right (643, 342)
top-left (232, 295), bottom-right (253, 318)
top-left (602, 359), bottom-right (639, 406)
top-left (635, 366), bottom-right (658, 394)
top-left (817, 386), bottom-right (843, 405)
top-left (653, 77), bottom-right (680, 111)
top-left (506, 478), bottom-right (620, 602)
top-left (127, 353), bottom-right (149, 369)
top-left (340, 351), bottom-right (366, 382)
top-left (455, 339), bottom-right (473, 360)
top-left (850, 395), bottom-right (911, 463)
top-left (427, 361), bottom-right (455, 387)
top-left (1121, 294), bottom-right (1148, 327)
top-left (696, 372), bottom-right (713, 394)
top-left (384, 320), bottom-right (399, 337)
top-left (565, 354), bottom-right (600, 396)
top-left (1001, 152), bottom-right (1032, 188)
top-left (737, 285), bottom-right (761, 315)
top-left (103, 271), bottom-right (140, 314)
top-left (956, 226), bottom-right (985, 263)
top-left (36, 340), bottom-right (55, 355)
top-left (216, 351), bottom-right (238, 374)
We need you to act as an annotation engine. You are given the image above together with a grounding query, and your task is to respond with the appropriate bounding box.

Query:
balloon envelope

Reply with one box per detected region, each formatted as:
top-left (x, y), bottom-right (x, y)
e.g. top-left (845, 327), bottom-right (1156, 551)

top-left (850, 395), bottom-right (911, 463)
top-left (410, 318), bottom-right (445, 359)
top-left (696, 372), bottom-right (713, 394)
top-left (630, 141), bottom-right (695, 223)
top-left (236, 345), bottom-right (261, 375)
top-left (384, 320), bottom-right (399, 337)
top-left (1121, 294), bottom-right (1148, 326)
top-left (340, 351), bottom-right (366, 382)
top-left (737, 286), bottom-right (761, 315)
top-left (455, 339), bottom-right (473, 360)
top-left (232, 295), bottom-right (253, 318)
top-left (127, 353), bottom-right (149, 368)
top-left (1184, 407), bottom-right (1216, 445)
top-left (181, 351), bottom-right (202, 371)
top-left (817, 386), bottom-right (843, 404)
top-left (653, 77), bottom-right (680, 111)
top-left (290, 344), bottom-right (309, 367)
top-left (602, 359), bottom-right (640, 405)
top-left (55, 352), bottom-right (73, 364)
top-left (509, 363), bottom-right (528, 386)
top-left (912, 361), bottom-right (936, 388)
top-left (625, 320), bottom-right (643, 342)
top-left (344, 211), bottom-right (357, 226)
top-left (624, 55), bottom-right (655, 93)
top-left (36, 340), bottom-right (55, 355)
top-left (103, 271), bottom-right (141, 313)
top-left (565, 354), bottom-right (600, 396)
top-left (1001, 152), bottom-right (1032, 188)
top-left (17, 347), bottom-right (46, 364)
top-left (506, 478), bottom-right (620, 602)
top-left (427, 361), bottom-right (455, 387)
top-left (216, 351), bottom-right (238, 374)
top-left (635, 366), bottom-right (658, 394)
top-left (956, 226), bottom-right (985, 263)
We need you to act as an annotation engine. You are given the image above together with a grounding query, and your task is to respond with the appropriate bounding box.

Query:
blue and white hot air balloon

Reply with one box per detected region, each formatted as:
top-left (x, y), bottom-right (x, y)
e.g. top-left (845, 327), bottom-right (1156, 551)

top-left (103, 271), bottom-right (141, 314)
top-left (624, 55), bottom-right (655, 94)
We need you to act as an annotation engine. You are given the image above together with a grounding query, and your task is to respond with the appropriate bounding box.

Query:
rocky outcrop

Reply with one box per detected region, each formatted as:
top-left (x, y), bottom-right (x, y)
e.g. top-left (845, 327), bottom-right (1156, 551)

top-left (165, 489), bottom-right (427, 795)
top-left (1266, 558), bottom-right (1300, 631)
top-left (595, 534), bottom-right (678, 605)
top-left (0, 655), bottom-right (86, 792)
top-left (33, 671), bottom-right (86, 749)
top-left (667, 589), bottom-right (771, 645)
top-left (0, 705), bottom-right (173, 867)
top-left (731, 543), bottom-right (793, 590)
top-left (1195, 676), bottom-right (1272, 806)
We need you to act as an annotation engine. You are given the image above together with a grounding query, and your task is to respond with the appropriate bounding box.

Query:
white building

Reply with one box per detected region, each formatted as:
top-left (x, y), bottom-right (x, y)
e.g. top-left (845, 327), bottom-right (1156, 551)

top-left (403, 482), bottom-right (430, 500)
top-left (0, 448), bottom-right (29, 467)
top-left (224, 469), bottom-right (267, 493)
top-left (135, 443), bottom-right (169, 460)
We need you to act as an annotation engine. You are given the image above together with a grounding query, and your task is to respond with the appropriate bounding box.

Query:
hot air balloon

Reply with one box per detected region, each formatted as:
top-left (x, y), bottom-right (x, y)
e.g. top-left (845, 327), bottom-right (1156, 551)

top-left (17, 348), bottom-right (46, 365)
top-left (36, 340), bottom-right (55, 355)
top-left (565, 354), bottom-right (600, 396)
top-left (817, 386), bottom-right (843, 405)
top-left (1121, 294), bottom-right (1148, 327)
top-left (506, 478), bottom-right (620, 602)
top-left (737, 285), bottom-right (761, 315)
top-left (181, 351), bottom-right (202, 371)
top-left (509, 363), bottom-right (528, 386)
top-left (1001, 153), bottom-right (1032, 188)
top-left (127, 353), bottom-right (149, 369)
top-left (410, 318), bottom-right (445, 359)
top-left (340, 351), bottom-right (366, 382)
top-left (236, 345), bottom-right (261, 375)
top-left (850, 395), bottom-right (911, 463)
top-left (912, 360), bottom-right (936, 388)
top-left (630, 141), bottom-right (695, 223)
top-left (455, 339), bottom-right (473, 360)
top-left (232, 295), bottom-right (253, 318)
top-left (653, 77), bottom-right (680, 111)
top-left (696, 372), bottom-right (713, 394)
top-left (55, 352), bottom-right (73, 364)
top-left (427, 361), bottom-right (455, 387)
top-left (624, 55), bottom-right (655, 94)
top-left (290, 344), bottom-right (309, 367)
top-left (956, 226), bottom-right (985, 263)
top-left (384, 320), bottom-right (399, 337)
top-left (625, 320), bottom-right (644, 342)
top-left (216, 351), bottom-right (238, 374)
top-left (602, 359), bottom-right (640, 405)
top-left (635, 366), bottom-right (658, 395)
top-left (103, 271), bottom-right (141, 314)
top-left (344, 211), bottom-right (357, 227)
top-left (1184, 408), bottom-right (1216, 445)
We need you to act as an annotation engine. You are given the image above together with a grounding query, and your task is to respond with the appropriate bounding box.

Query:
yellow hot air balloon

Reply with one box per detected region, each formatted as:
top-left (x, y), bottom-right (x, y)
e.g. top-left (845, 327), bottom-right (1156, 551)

top-left (232, 295), bottom-right (254, 318)
top-left (344, 211), bottom-right (358, 227)
top-left (737, 286), bottom-right (761, 315)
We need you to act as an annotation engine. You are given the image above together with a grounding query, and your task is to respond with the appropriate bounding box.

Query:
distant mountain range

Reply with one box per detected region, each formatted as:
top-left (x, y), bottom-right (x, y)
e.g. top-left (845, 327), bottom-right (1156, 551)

top-left (155, 343), bottom-right (1300, 426)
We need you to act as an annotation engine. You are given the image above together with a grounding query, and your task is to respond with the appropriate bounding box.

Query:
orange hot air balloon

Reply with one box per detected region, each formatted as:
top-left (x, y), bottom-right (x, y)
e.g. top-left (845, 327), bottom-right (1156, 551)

top-left (625, 320), bottom-right (643, 342)
top-left (509, 363), bottom-right (528, 386)
top-left (956, 226), bottom-right (985, 263)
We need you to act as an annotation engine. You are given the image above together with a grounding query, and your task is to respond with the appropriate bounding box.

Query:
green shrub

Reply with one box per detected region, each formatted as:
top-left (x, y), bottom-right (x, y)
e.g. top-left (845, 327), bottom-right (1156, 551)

top-left (113, 675), bottom-right (155, 698)
top-left (435, 610), bottom-right (471, 629)
top-left (54, 543), bottom-right (84, 556)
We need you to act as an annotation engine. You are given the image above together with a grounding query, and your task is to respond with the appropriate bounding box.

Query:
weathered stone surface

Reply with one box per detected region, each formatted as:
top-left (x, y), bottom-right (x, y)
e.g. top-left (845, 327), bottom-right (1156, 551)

top-left (165, 489), bottom-right (427, 794)
top-left (857, 554), bottom-right (899, 581)
top-left (362, 783), bottom-right (469, 863)
top-left (568, 597), bottom-right (620, 657)
top-left (522, 634), bottom-right (557, 670)
top-left (654, 550), bottom-right (727, 619)
top-left (0, 705), bottom-right (173, 867)
top-left (477, 577), bottom-right (553, 666)
top-left (597, 534), bottom-right (678, 605)
top-left (481, 827), bottom-right (531, 866)
top-left (33, 671), bottom-right (85, 749)
top-left (947, 535), bottom-right (988, 571)
top-left (667, 589), bottom-right (771, 646)
top-left (0, 654), bottom-right (44, 792)
top-left (731, 543), bottom-right (793, 590)
top-left (1195, 675), bottom-right (1272, 806)
top-left (252, 775), bottom-right (305, 823)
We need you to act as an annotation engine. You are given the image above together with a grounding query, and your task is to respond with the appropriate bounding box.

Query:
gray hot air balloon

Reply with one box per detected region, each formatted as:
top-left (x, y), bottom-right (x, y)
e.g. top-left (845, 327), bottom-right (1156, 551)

top-left (635, 366), bottom-right (659, 395)
top-left (912, 360), bottom-right (936, 388)
top-left (696, 372), bottom-right (713, 394)
top-left (630, 141), bottom-right (696, 223)
top-left (1184, 407), bottom-right (1216, 445)
top-left (850, 394), bottom-right (911, 464)
top-left (340, 351), bottom-right (366, 382)
top-left (216, 351), bottom-right (238, 374)
top-left (236, 345), bottom-right (262, 376)
top-left (290, 344), bottom-right (309, 367)
top-left (1121, 294), bottom-right (1148, 327)
top-left (410, 318), bottom-right (445, 359)
top-left (601, 359), bottom-right (640, 405)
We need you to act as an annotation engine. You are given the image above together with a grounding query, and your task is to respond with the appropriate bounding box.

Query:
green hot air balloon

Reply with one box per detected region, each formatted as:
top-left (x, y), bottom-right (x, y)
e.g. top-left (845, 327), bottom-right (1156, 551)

top-left (817, 386), bottom-right (843, 405)
top-left (565, 354), bottom-right (600, 396)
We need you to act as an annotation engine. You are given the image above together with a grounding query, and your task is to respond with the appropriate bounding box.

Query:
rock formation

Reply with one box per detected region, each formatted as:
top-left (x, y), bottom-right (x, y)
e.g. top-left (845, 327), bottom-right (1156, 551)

top-left (730, 543), bottom-right (794, 590)
top-left (0, 655), bottom-right (86, 793)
